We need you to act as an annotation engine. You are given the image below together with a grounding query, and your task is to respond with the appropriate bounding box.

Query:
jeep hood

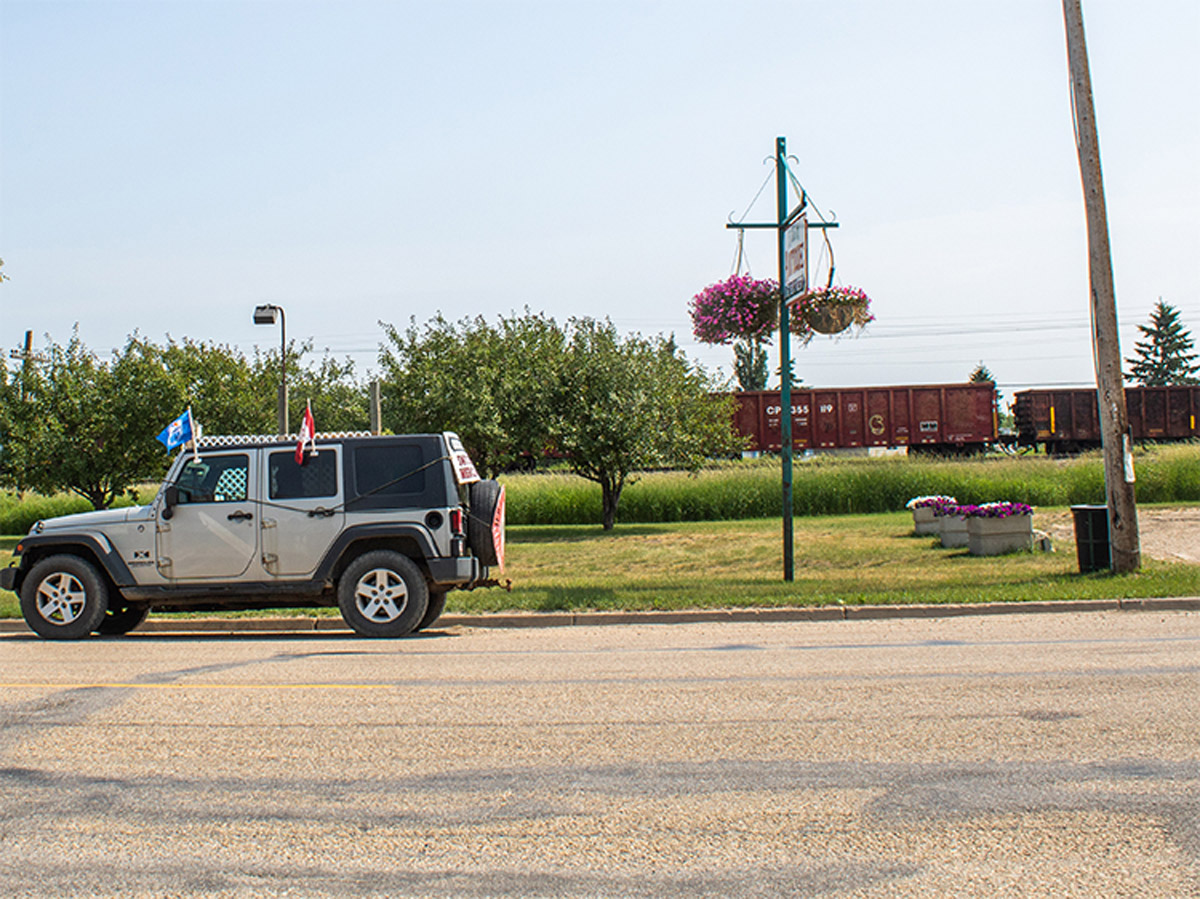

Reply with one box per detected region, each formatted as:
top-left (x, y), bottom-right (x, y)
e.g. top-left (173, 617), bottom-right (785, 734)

top-left (32, 505), bottom-right (154, 534)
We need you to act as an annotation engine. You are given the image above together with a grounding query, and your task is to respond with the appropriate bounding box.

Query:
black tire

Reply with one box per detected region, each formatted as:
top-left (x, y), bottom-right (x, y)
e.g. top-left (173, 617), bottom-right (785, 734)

top-left (414, 590), bottom-right (447, 632)
top-left (467, 479), bottom-right (504, 567)
top-left (337, 550), bottom-right (428, 638)
top-left (20, 554), bottom-right (109, 640)
top-left (97, 603), bottom-right (151, 635)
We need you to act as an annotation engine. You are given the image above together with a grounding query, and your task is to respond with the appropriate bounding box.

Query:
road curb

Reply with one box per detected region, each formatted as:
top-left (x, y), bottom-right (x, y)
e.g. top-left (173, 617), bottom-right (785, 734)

top-left (0, 596), bottom-right (1196, 635)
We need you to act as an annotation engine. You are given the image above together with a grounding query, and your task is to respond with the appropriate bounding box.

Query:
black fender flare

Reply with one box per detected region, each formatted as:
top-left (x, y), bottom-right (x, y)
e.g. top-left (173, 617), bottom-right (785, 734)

top-left (314, 523), bottom-right (439, 583)
top-left (9, 533), bottom-right (136, 592)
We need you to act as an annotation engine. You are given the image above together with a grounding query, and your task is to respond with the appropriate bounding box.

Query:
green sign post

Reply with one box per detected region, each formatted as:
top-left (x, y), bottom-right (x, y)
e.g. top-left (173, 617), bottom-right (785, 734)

top-left (727, 137), bottom-right (837, 581)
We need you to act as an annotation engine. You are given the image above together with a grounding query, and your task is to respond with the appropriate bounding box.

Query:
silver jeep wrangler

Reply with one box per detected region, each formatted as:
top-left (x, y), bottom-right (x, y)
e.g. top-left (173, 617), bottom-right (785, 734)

top-left (0, 432), bottom-right (506, 639)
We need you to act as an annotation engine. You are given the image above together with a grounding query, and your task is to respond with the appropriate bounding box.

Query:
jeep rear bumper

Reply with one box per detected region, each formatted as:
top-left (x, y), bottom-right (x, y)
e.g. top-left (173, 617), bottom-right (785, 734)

top-left (427, 557), bottom-right (489, 588)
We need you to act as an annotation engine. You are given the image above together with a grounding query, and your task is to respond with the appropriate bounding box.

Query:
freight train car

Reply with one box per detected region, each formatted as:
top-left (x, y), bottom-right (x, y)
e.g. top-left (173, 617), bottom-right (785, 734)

top-left (732, 383), bottom-right (998, 454)
top-left (1014, 385), bottom-right (1200, 453)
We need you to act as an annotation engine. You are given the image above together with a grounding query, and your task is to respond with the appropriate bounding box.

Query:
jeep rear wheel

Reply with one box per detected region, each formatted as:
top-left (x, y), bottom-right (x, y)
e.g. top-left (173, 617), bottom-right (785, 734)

top-left (414, 590), bottom-right (447, 632)
top-left (337, 551), bottom-right (428, 638)
top-left (97, 602), bottom-right (151, 636)
top-left (20, 554), bottom-right (109, 640)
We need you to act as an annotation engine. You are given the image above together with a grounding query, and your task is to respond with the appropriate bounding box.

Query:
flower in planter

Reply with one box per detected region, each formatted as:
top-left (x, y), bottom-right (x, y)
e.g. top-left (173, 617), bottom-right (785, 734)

top-left (788, 285), bottom-right (874, 336)
top-left (955, 501), bottom-right (1034, 518)
top-left (690, 274), bottom-right (780, 345)
top-left (905, 494), bottom-right (956, 510)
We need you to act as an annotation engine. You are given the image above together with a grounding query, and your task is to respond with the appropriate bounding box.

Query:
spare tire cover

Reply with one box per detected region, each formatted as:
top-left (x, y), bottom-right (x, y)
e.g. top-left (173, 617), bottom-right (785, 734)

top-left (467, 479), bottom-right (505, 569)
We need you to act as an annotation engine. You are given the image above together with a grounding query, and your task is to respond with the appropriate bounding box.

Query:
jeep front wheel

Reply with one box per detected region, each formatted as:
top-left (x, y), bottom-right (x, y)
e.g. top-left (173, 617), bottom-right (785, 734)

top-left (20, 554), bottom-right (109, 640)
top-left (337, 551), bottom-right (429, 638)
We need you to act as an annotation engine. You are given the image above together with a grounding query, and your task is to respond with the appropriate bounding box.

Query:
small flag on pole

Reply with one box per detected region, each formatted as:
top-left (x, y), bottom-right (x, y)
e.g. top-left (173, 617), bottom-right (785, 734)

top-left (296, 400), bottom-right (318, 465)
top-left (157, 408), bottom-right (195, 451)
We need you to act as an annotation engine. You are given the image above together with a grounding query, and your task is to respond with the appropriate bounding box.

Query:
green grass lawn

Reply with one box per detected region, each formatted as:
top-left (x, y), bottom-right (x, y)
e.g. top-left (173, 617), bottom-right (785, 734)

top-left (5, 509), bottom-right (1193, 620)
top-left (461, 510), bottom-right (1200, 613)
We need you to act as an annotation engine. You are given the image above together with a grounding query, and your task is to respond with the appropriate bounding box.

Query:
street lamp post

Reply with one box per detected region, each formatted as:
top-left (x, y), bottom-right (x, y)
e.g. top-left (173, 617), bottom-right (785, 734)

top-left (253, 304), bottom-right (288, 435)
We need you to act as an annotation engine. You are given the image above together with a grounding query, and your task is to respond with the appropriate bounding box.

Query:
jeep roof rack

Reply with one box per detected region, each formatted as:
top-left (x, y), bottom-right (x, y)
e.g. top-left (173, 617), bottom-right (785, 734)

top-left (195, 432), bottom-right (375, 448)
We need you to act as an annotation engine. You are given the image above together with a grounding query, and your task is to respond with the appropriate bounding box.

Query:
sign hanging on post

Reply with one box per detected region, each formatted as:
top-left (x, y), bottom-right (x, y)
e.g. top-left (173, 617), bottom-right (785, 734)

top-left (783, 212), bottom-right (808, 299)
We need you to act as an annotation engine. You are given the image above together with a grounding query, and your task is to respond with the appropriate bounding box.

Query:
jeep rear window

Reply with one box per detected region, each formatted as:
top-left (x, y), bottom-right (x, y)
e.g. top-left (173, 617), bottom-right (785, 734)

top-left (269, 450), bottom-right (338, 500)
top-left (353, 444), bottom-right (426, 499)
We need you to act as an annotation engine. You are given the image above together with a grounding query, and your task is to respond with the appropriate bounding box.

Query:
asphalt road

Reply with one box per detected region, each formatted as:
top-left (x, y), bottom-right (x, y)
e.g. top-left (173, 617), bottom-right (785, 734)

top-left (1, 611), bottom-right (1197, 898)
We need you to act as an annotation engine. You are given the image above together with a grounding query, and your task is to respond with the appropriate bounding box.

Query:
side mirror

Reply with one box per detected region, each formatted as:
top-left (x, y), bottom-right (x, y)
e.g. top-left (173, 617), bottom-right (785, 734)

top-left (161, 485), bottom-right (179, 520)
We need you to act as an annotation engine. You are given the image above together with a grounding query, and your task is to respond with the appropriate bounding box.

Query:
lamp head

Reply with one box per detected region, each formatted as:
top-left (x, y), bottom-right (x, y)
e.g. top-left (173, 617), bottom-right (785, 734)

top-left (253, 304), bottom-right (279, 325)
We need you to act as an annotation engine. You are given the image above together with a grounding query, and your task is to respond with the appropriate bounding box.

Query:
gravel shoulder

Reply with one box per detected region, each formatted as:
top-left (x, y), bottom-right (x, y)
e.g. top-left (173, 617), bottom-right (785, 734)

top-left (1037, 506), bottom-right (1199, 564)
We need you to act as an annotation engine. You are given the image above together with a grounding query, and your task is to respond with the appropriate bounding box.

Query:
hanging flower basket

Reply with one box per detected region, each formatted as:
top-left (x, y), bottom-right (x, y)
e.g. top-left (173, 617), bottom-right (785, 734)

top-left (788, 285), bottom-right (874, 336)
top-left (690, 275), bottom-right (779, 345)
top-left (808, 304), bottom-right (855, 334)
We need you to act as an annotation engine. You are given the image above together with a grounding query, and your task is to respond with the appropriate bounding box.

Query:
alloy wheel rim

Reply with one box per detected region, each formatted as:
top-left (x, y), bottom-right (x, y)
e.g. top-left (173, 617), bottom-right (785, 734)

top-left (354, 568), bottom-right (409, 622)
top-left (36, 573), bottom-right (87, 624)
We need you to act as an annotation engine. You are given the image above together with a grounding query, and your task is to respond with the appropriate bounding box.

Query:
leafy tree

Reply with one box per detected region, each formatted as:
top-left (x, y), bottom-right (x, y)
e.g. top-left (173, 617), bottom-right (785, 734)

top-left (285, 351), bottom-right (371, 434)
top-left (554, 318), bottom-right (740, 530)
top-left (162, 337), bottom-right (270, 436)
top-left (733, 339), bottom-right (769, 391)
top-left (378, 311), bottom-right (564, 477)
top-left (4, 332), bottom-right (182, 508)
top-left (1125, 300), bottom-right (1199, 386)
top-left (0, 331), bottom-right (375, 507)
top-left (378, 312), bottom-right (738, 526)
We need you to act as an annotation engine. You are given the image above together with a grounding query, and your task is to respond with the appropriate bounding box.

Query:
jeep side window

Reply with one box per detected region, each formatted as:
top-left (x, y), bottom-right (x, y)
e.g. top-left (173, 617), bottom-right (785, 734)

top-left (173, 454), bottom-right (250, 504)
top-left (269, 450), bottom-right (337, 500)
top-left (353, 445), bottom-right (425, 498)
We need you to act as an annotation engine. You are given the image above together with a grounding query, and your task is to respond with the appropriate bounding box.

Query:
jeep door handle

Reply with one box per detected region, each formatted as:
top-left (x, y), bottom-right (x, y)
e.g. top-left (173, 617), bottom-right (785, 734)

top-left (227, 511), bottom-right (254, 522)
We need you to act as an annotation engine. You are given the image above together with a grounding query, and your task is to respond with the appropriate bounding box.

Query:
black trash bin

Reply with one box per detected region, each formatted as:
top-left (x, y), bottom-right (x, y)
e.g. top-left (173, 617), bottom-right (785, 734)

top-left (1071, 504), bottom-right (1110, 573)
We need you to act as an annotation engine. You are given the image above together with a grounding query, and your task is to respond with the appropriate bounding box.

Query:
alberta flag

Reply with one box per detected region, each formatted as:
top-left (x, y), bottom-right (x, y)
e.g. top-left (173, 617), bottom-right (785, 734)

top-left (156, 408), bottom-right (195, 451)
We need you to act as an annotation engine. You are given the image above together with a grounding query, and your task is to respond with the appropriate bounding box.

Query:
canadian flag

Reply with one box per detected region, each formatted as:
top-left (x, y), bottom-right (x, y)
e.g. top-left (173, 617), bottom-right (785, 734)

top-left (296, 401), bottom-right (318, 465)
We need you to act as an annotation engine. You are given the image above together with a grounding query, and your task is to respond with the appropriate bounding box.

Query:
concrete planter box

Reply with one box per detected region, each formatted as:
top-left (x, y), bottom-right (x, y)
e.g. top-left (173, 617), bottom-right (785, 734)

top-left (912, 507), bottom-right (939, 535)
top-left (939, 515), bottom-right (969, 548)
top-left (967, 514), bottom-right (1034, 556)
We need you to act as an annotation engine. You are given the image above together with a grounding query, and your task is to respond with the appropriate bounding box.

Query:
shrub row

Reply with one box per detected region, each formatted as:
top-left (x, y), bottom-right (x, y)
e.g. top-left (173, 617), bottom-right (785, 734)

top-left (0, 492), bottom-right (138, 536)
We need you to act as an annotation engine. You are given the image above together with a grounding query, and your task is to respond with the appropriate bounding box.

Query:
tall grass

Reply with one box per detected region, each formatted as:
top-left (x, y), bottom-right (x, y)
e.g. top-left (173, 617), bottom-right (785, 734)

top-left (1, 445), bottom-right (1195, 533)
top-left (502, 444), bottom-right (1198, 525)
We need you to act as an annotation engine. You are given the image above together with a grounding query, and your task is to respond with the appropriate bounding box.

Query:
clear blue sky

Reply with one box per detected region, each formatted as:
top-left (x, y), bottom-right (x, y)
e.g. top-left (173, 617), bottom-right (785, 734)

top-left (2, 0), bottom-right (1197, 402)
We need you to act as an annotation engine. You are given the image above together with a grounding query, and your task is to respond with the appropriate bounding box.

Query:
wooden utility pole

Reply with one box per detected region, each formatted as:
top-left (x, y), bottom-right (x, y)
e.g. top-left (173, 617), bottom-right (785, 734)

top-left (1063, 0), bottom-right (1140, 572)
top-left (369, 380), bottom-right (382, 435)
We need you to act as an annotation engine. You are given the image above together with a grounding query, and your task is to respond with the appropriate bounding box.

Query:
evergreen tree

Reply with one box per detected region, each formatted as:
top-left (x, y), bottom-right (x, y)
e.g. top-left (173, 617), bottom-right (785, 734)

top-left (732, 339), bottom-right (768, 391)
top-left (969, 362), bottom-right (994, 383)
top-left (1125, 300), bottom-right (1199, 386)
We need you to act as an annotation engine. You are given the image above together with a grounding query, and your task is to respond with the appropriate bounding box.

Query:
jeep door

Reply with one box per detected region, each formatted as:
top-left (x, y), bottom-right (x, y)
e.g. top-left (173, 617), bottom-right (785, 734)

top-left (156, 451), bottom-right (258, 580)
top-left (260, 447), bottom-right (344, 577)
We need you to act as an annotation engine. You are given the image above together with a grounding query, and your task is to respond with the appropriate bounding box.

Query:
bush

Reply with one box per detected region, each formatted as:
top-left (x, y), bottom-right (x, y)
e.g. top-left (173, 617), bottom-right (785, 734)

top-left (0, 490), bottom-right (140, 535)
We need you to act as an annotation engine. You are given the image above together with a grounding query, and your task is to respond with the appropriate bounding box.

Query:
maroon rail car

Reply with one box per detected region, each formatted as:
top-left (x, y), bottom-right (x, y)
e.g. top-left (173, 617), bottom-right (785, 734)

top-left (732, 383), bottom-right (998, 453)
top-left (1014, 385), bottom-right (1200, 452)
